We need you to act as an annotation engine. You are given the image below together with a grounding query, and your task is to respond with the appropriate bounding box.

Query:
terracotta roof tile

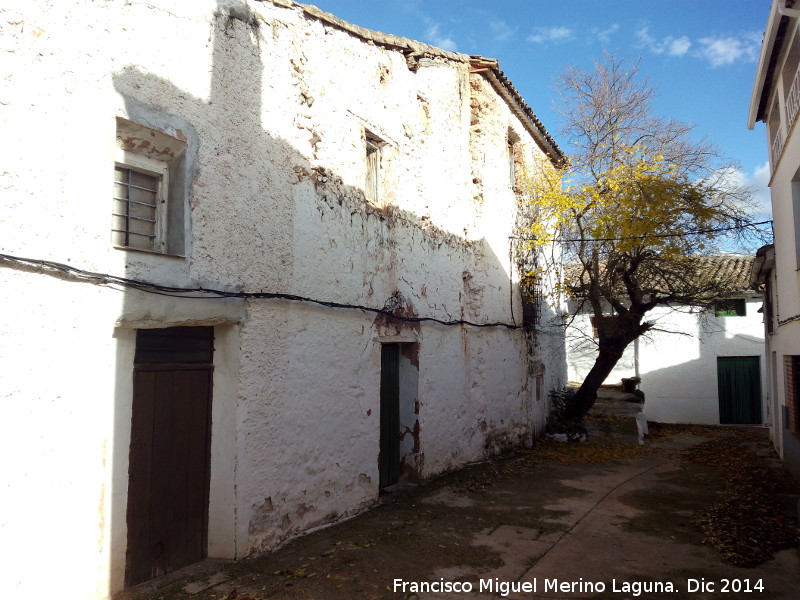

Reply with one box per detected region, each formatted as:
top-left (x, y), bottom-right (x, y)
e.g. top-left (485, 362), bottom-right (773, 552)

top-left (689, 255), bottom-right (756, 292)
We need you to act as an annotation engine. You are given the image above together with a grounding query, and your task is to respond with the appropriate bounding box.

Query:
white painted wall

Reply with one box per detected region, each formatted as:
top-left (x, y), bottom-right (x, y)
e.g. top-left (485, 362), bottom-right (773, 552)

top-left (0, 1), bottom-right (565, 597)
top-left (758, 50), bottom-right (800, 470)
top-left (567, 298), bottom-right (766, 424)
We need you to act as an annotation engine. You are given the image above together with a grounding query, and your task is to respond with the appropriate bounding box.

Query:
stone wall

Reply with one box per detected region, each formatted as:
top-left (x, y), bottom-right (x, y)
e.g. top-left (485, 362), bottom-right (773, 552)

top-left (0, 1), bottom-right (565, 596)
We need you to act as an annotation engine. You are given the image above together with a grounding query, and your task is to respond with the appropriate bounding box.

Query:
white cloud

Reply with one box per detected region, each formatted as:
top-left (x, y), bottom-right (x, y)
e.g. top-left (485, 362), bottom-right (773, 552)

top-left (424, 21), bottom-right (457, 51)
top-left (489, 20), bottom-right (516, 42)
top-left (745, 162), bottom-right (772, 217)
top-left (697, 32), bottom-right (761, 68)
top-left (636, 27), bottom-right (691, 57)
top-left (667, 37), bottom-right (692, 56)
top-left (527, 25), bottom-right (574, 44)
top-left (523, 22), bottom-right (617, 46)
top-left (593, 24), bottom-right (619, 44)
top-left (714, 162), bottom-right (772, 219)
top-left (636, 26), bottom-right (762, 68)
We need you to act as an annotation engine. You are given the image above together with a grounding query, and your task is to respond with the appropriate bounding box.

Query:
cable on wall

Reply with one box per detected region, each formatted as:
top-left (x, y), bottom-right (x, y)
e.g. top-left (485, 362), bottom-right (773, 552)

top-left (0, 252), bottom-right (521, 330)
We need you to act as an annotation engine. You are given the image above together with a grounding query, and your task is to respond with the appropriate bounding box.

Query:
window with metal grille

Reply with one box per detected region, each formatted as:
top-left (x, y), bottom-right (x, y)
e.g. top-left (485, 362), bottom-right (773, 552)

top-left (112, 154), bottom-right (168, 253)
top-left (531, 284), bottom-right (542, 326)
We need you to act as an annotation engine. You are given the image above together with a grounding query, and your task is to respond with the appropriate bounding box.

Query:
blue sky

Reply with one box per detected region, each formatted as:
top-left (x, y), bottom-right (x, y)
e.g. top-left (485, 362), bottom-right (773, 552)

top-left (309, 0), bottom-right (772, 216)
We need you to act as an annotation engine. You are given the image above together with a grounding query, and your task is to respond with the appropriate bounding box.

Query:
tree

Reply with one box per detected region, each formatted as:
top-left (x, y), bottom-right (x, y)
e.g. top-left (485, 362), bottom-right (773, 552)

top-left (523, 53), bottom-right (767, 420)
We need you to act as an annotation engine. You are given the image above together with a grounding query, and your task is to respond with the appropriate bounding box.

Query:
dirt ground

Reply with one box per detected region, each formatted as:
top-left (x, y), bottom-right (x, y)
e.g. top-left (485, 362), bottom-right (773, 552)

top-left (118, 422), bottom-right (800, 600)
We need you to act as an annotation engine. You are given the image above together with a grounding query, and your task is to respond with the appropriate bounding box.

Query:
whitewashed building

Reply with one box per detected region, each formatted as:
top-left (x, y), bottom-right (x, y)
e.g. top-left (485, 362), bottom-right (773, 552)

top-left (0, 0), bottom-right (566, 596)
top-left (567, 257), bottom-right (766, 425)
top-left (748, 0), bottom-right (800, 476)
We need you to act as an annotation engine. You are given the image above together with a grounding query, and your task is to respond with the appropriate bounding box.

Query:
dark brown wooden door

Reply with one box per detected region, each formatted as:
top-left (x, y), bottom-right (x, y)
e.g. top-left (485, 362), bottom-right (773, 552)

top-left (125, 327), bottom-right (214, 587)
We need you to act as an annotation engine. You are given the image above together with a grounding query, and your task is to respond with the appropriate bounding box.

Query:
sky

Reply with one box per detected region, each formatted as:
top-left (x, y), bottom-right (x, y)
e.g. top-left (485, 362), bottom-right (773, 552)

top-left (309, 0), bottom-right (773, 218)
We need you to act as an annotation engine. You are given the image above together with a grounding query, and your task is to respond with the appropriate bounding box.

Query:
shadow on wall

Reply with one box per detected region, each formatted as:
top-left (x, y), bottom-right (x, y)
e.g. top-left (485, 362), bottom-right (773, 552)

top-left (563, 297), bottom-right (765, 425)
top-left (108, 0), bottom-right (552, 592)
top-left (513, 201), bottom-right (569, 435)
top-left (564, 299), bottom-right (635, 384)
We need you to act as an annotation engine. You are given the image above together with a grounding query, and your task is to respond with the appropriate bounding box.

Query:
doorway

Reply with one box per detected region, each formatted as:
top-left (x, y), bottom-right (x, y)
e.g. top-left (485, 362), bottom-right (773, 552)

top-left (125, 327), bottom-right (214, 587)
top-left (379, 344), bottom-right (400, 488)
top-left (379, 343), bottom-right (419, 488)
top-left (717, 356), bottom-right (762, 425)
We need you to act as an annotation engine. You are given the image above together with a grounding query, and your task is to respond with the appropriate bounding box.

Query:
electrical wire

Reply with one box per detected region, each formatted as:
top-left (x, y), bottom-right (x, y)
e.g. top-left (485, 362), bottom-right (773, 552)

top-left (778, 313), bottom-right (800, 327)
top-left (0, 252), bottom-right (521, 330)
top-left (511, 219), bottom-right (773, 243)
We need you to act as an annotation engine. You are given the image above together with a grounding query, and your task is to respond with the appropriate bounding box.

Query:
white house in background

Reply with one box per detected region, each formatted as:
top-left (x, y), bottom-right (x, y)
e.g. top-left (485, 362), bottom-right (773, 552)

top-left (748, 0), bottom-right (800, 476)
top-left (0, 0), bottom-right (567, 597)
top-left (568, 256), bottom-right (766, 425)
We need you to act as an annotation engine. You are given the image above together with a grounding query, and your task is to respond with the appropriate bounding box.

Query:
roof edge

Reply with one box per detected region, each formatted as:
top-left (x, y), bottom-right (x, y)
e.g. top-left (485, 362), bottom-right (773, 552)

top-left (266, 1), bottom-right (564, 165)
top-left (749, 0), bottom-right (785, 128)
top-left (469, 57), bottom-right (565, 165)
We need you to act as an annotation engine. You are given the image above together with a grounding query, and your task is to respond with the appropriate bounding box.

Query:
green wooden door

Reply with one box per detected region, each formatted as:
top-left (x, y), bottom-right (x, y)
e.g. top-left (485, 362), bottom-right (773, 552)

top-left (379, 344), bottom-right (400, 488)
top-left (717, 356), bottom-right (762, 424)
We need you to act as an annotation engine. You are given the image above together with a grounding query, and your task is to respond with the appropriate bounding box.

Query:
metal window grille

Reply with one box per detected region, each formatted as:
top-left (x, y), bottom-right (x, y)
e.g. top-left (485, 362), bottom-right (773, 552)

top-left (531, 284), bottom-right (542, 326)
top-left (112, 166), bottom-right (158, 251)
top-left (785, 356), bottom-right (800, 433)
top-left (788, 65), bottom-right (800, 128)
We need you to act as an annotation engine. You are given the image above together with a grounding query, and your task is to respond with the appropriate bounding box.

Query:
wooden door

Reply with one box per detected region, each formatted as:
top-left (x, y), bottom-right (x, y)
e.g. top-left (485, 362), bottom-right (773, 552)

top-left (125, 327), bottom-right (214, 587)
top-left (717, 356), bottom-right (762, 425)
top-left (379, 344), bottom-right (400, 488)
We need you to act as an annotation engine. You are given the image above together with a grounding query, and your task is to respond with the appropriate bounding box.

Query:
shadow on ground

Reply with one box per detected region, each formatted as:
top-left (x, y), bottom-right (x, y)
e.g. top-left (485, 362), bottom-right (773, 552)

top-left (117, 421), bottom-right (800, 600)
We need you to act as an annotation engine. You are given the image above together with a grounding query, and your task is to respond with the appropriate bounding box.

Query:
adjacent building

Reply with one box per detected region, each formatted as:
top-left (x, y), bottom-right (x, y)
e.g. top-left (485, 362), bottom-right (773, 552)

top-left (749, 0), bottom-right (800, 476)
top-left (0, 0), bottom-right (566, 596)
top-left (567, 256), bottom-right (766, 425)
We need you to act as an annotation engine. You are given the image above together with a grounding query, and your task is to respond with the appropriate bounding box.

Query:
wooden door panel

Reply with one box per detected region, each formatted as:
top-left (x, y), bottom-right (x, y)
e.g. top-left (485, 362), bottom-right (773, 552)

top-left (718, 357), bottom-right (762, 425)
top-left (126, 370), bottom-right (157, 586)
top-left (126, 365), bottom-right (212, 586)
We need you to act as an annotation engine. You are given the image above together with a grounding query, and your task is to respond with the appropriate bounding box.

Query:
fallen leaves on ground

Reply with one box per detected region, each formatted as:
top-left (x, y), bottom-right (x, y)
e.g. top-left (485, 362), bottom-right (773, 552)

top-left (684, 429), bottom-right (800, 567)
top-left (645, 422), bottom-right (730, 443)
top-left (453, 421), bottom-right (800, 569)
top-left (220, 591), bottom-right (262, 600)
top-left (527, 436), bottom-right (649, 464)
top-left (528, 413), bottom-right (651, 464)
top-left (453, 419), bottom-right (651, 493)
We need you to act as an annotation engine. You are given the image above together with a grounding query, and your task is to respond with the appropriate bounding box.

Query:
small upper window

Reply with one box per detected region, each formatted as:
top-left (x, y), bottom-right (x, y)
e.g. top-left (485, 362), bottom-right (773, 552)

top-left (508, 128), bottom-right (521, 188)
top-left (365, 130), bottom-right (385, 205)
top-left (714, 298), bottom-right (746, 317)
top-left (113, 153), bottom-right (168, 253)
top-left (113, 117), bottom-right (187, 255)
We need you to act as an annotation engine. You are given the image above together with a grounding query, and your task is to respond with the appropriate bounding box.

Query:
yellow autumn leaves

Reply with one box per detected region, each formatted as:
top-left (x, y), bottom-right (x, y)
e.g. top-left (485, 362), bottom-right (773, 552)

top-left (524, 145), bottom-right (718, 258)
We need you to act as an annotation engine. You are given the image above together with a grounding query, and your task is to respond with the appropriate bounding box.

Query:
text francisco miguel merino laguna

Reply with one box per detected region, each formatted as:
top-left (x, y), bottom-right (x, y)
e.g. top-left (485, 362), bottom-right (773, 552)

top-left (393, 577), bottom-right (765, 596)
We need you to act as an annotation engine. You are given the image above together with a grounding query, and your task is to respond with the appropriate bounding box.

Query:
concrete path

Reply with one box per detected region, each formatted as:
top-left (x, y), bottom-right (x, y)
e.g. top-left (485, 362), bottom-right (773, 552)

top-left (120, 427), bottom-right (800, 600)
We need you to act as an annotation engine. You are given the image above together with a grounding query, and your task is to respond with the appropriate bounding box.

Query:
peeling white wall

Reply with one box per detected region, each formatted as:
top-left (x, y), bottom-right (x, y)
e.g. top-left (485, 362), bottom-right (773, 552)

top-left (0, 1), bottom-right (565, 597)
top-left (567, 298), bottom-right (766, 424)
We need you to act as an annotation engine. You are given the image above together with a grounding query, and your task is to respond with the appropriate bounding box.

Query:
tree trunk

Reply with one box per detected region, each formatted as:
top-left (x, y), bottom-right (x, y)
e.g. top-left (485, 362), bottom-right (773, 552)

top-left (567, 342), bottom-right (627, 420)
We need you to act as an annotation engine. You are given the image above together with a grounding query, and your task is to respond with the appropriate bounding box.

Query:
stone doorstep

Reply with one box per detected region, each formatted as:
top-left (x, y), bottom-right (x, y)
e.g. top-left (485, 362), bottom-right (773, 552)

top-left (182, 571), bottom-right (230, 595)
top-left (113, 559), bottom-right (233, 599)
